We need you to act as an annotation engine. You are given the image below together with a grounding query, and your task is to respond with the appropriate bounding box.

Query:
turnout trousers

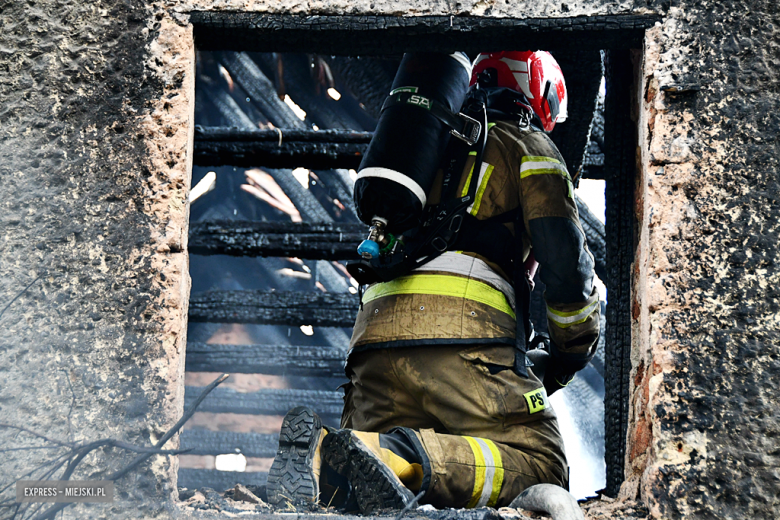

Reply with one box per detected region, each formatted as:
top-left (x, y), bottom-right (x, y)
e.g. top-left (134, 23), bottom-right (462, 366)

top-left (341, 344), bottom-right (569, 509)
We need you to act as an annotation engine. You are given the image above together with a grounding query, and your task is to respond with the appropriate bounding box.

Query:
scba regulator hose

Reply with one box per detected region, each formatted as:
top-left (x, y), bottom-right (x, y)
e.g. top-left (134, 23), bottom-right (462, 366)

top-left (353, 51), bottom-right (472, 235)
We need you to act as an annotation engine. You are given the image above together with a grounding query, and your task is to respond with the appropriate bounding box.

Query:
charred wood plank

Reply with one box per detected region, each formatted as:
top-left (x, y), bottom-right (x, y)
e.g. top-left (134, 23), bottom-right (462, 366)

top-left (252, 53), bottom-right (369, 131)
top-left (264, 167), bottom-right (336, 222)
top-left (326, 56), bottom-right (396, 119)
top-left (580, 93), bottom-right (606, 179)
top-left (581, 140), bottom-right (606, 180)
top-left (313, 169), bottom-right (359, 220)
top-left (188, 221), bottom-right (366, 259)
top-left (191, 13), bottom-right (661, 55)
top-left (188, 290), bottom-right (358, 327)
top-left (603, 49), bottom-right (637, 496)
top-left (194, 126), bottom-right (371, 169)
top-left (188, 214), bottom-right (606, 276)
top-left (188, 217), bottom-right (608, 281)
top-left (548, 50), bottom-right (602, 178)
top-left (184, 387), bottom-right (344, 416)
top-left (178, 468), bottom-right (267, 492)
top-left (200, 84), bottom-right (257, 130)
top-left (216, 51), bottom-right (306, 130)
top-left (193, 141), bottom-right (366, 170)
top-left (580, 165), bottom-right (606, 180)
top-left (196, 127), bottom-right (373, 143)
top-left (180, 430), bottom-right (279, 458)
top-left (185, 342), bottom-right (347, 377)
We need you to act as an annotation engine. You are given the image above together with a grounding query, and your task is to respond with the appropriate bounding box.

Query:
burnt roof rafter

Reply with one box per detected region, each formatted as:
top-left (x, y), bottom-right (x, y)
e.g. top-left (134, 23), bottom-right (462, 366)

top-left (190, 12), bottom-right (661, 54)
top-left (193, 126), bottom-right (372, 169)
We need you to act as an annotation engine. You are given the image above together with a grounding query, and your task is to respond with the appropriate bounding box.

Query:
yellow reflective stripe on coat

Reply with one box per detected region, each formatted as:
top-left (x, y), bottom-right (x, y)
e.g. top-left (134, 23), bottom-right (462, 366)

top-left (520, 155), bottom-right (573, 198)
top-left (363, 274), bottom-right (515, 318)
top-left (461, 160), bottom-right (476, 196)
top-left (412, 251), bottom-right (516, 311)
top-left (461, 161), bottom-right (495, 214)
top-left (464, 436), bottom-right (504, 508)
top-left (547, 300), bottom-right (599, 329)
top-left (470, 164), bottom-right (495, 215)
top-left (461, 123), bottom-right (497, 208)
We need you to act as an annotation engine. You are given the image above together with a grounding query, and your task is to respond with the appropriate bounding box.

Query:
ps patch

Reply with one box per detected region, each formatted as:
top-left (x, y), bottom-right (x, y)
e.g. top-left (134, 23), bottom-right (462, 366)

top-left (523, 388), bottom-right (548, 414)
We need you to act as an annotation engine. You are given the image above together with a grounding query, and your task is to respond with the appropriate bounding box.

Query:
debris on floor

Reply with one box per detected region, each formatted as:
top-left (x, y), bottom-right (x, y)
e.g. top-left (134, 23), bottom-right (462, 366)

top-left (178, 486), bottom-right (649, 519)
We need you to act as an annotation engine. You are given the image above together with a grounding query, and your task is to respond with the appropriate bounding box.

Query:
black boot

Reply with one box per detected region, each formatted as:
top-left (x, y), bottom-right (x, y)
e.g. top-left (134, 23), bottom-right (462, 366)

top-left (267, 407), bottom-right (327, 507)
top-left (321, 429), bottom-right (417, 514)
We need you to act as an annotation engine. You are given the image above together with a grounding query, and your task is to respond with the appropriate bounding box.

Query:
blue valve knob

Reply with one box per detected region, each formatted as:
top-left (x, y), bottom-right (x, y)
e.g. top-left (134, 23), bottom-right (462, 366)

top-left (357, 239), bottom-right (380, 259)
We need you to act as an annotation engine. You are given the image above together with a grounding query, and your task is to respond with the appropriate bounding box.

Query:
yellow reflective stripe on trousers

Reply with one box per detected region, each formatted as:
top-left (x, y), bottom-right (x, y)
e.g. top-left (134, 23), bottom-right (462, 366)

top-left (547, 300), bottom-right (599, 329)
top-left (520, 155), bottom-right (573, 198)
top-left (484, 439), bottom-right (504, 506)
top-left (464, 436), bottom-right (504, 508)
top-left (363, 274), bottom-right (515, 318)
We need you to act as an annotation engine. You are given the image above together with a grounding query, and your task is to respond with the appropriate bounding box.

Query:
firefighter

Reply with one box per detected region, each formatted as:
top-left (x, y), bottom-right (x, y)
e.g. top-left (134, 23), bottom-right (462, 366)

top-left (267, 51), bottom-right (600, 513)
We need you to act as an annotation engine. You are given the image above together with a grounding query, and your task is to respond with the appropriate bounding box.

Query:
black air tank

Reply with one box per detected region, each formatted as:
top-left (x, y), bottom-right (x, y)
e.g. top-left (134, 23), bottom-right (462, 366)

top-left (353, 52), bottom-right (472, 234)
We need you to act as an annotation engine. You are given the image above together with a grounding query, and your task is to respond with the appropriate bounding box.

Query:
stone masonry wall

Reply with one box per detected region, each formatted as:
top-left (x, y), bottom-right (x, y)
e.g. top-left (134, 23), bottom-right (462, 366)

top-left (625, 2), bottom-right (780, 519)
top-left (0, 1), bottom-right (193, 518)
top-left (1, 0), bottom-right (778, 518)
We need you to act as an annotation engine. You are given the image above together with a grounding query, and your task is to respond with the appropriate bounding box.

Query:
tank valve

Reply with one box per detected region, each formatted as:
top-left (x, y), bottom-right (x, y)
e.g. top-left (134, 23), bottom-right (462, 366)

top-left (357, 217), bottom-right (390, 259)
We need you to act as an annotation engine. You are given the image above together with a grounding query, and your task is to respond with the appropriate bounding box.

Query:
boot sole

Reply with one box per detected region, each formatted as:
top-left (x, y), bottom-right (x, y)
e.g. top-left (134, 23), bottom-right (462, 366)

top-left (322, 430), bottom-right (414, 514)
top-left (267, 406), bottom-right (323, 507)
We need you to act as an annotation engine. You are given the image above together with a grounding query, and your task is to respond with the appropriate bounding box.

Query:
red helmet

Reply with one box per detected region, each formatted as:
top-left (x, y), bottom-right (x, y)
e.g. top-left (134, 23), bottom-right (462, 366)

top-left (471, 51), bottom-right (568, 132)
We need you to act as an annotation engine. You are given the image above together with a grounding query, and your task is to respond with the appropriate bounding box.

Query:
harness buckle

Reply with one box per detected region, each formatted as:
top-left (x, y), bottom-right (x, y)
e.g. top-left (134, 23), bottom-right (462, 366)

top-left (449, 112), bottom-right (482, 146)
top-left (431, 236), bottom-right (449, 252)
top-left (449, 214), bottom-right (463, 233)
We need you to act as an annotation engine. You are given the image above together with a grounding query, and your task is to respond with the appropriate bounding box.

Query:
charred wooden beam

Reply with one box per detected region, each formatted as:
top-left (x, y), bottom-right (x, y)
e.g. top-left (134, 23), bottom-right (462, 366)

top-left (603, 49), bottom-right (637, 497)
top-left (262, 167), bottom-right (336, 222)
top-left (188, 290), bottom-right (358, 327)
top-left (548, 50), bottom-right (602, 178)
top-left (187, 216), bottom-right (608, 280)
top-left (188, 220), bottom-right (365, 259)
top-left (326, 56), bottom-right (397, 119)
top-left (581, 140), bottom-right (606, 180)
top-left (196, 133), bottom-right (365, 171)
top-left (313, 168), bottom-right (359, 220)
top-left (200, 84), bottom-right (257, 130)
top-left (196, 127), bottom-right (374, 143)
top-left (184, 387), bottom-right (344, 416)
top-left (178, 469), bottom-right (267, 491)
top-left (253, 53), bottom-right (369, 131)
top-left (180, 430), bottom-right (279, 458)
top-left (194, 126), bottom-right (372, 169)
top-left (191, 13), bottom-right (661, 55)
top-left (185, 342), bottom-right (347, 377)
top-left (580, 94), bottom-right (606, 179)
top-left (217, 51), bottom-right (306, 130)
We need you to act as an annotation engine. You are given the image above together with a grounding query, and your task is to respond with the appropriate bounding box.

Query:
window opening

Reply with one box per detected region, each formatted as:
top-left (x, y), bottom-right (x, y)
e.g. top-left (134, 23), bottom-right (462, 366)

top-left (182, 15), bottom-right (647, 499)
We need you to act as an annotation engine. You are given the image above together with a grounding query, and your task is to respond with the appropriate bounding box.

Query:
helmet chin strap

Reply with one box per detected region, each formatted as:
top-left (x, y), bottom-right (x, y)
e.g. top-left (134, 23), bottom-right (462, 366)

top-left (480, 87), bottom-right (545, 132)
top-left (518, 109), bottom-right (532, 129)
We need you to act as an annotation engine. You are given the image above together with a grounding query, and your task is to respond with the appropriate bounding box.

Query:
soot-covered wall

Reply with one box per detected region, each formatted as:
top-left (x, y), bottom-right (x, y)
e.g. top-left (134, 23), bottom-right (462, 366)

top-left (627, 3), bottom-right (780, 519)
top-left (0, 1), bottom-right (193, 518)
